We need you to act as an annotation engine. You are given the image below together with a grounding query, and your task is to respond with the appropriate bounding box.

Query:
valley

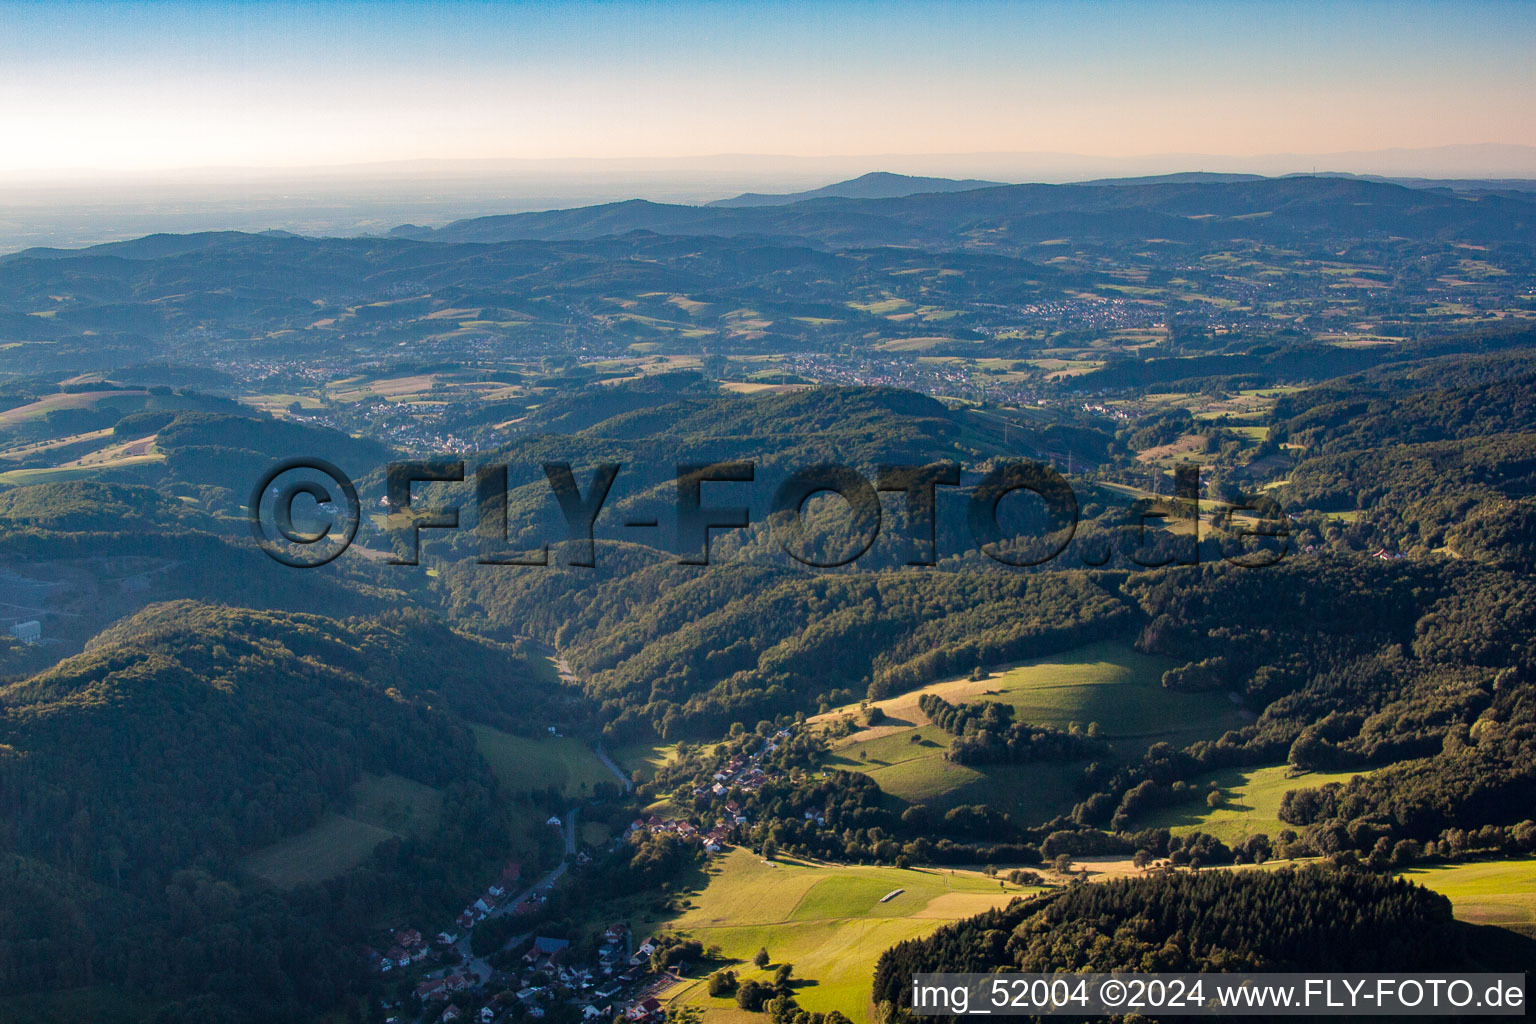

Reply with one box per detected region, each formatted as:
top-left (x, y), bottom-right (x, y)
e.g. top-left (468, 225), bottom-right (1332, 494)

top-left (1, 170), bottom-right (1534, 1023)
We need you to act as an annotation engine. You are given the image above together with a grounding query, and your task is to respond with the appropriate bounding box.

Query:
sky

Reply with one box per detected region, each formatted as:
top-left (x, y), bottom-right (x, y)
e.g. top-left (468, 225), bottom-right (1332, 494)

top-left (1, 0), bottom-right (1534, 175)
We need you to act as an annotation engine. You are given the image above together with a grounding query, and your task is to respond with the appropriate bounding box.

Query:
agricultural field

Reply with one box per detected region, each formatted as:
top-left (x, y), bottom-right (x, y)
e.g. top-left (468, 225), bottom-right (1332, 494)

top-left (1400, 858), bottom-right (1536, 937)
top-left (659, 849), bottom-right (1041, 1024)
top-left (610, 740), bottom-right (685, 783)
top-left (811, 641), bottom-right (1246, 823)
top-left (474, 726), bottom-right (617, 800)
top-left (242, 773), bottom-right (442, 888)
top-left (0, 427), bottom-right (113, 461)
top-left (1128, 764), bottom-right (1371, 842)
top-left (0, 390), bottom-right (149, 427)
top-left (1120, 387), bottom-right (1300, 425)
top-left (322, 370), bottom-right (527, 405)
top-left (0, 433), bottom-right (167, 485)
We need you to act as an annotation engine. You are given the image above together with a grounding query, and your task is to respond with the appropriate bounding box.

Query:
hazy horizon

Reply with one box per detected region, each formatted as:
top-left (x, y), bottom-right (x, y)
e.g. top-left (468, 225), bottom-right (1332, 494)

top-left (4, 143), bottom-right (1536, 255)
top-left (6, 142), bottom-right (1536, 184)
top-left (3, 0), bottom-right (1533, 175)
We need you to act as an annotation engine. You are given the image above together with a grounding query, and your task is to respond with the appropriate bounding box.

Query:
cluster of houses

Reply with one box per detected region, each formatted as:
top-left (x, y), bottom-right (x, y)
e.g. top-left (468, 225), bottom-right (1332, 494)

top-left (376, 732), bottom-right (807, 1022)
top-left (631, 728), bottom-right (798, 856)
top-left (454, 861), bottom-right (524, 932)
top-left (630, 808), bottom-right (741, 855)
top-left (411, 923), bottom-right (670, 1024)
top-left (692, 729), bottom-right (792, 802)
top-left (416, 970), bottom-right (480, 1006)
top-left (369, 927), bottom-right (432, 974)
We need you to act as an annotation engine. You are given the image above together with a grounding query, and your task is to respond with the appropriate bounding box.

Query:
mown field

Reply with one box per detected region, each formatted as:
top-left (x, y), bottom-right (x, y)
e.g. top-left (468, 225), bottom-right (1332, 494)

top-left (654, 849), bottom-right (1535, 1024)
top-left (1401, 857), bottom-right (1536, 937)
top-left (242, 773), bottom-right (443, 887)
top-left (660, 849), bottom-right (1041, 1024)
top-left (812, 641), bottom-right (1246, 823)
top-left (1130, 764), bottom-right (1371, 842)
top-left (609, 740), bottom-right (683, 783)
top-left (474, 726), bottom-right (617, 799)
top-left (0, 390), bottom-right (149, 426)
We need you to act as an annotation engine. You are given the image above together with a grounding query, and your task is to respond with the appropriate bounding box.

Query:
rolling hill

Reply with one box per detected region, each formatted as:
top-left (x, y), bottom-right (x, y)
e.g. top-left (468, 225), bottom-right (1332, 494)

top-left (0, 601), bottom-right (556, 1015)
top-left (422, 175), bottom-right (1536, 247)
top-left (707, 172), bottom-right (1003, 208)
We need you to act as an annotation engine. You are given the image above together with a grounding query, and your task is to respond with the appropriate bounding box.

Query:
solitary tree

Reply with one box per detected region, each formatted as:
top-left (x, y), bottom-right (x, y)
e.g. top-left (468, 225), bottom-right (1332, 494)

top-left (753, 946), bottom-right (770, 969)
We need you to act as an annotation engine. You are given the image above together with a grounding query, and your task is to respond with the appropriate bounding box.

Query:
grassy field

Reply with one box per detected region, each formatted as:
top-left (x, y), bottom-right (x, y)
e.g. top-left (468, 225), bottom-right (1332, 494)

top-left (0, 390), bottom-right (147, 426)
top-left (348, 771), bottom-right (444, 833)
top-left (0, 427), bottom-right (113, 460)
top-left (812, 641), bottom-right (1246, 823)
top-left (660, 849), bottom-right (1041, 1024)
top-left (1132, 764), bottom-right (1370, 842)
top-left (243, 773), bottom-right (442, 888)
top-left (474, 726), bottom-right (616, 799)
top-left (1401, 858), bottom-right (1536, 936)
top-left (243, 815), bottom-right (398, 888)
top-left (610, 740), bottom-right (688, 783)
top-left (0, 455), bottom-right (163, 485)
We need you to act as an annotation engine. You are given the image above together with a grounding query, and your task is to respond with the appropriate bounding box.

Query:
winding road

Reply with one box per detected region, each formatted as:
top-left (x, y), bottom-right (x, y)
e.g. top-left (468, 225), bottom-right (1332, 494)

top-left (448, 807), bottom-right (578, 988)
top-left (427, 643), bottom-right (629, 1012)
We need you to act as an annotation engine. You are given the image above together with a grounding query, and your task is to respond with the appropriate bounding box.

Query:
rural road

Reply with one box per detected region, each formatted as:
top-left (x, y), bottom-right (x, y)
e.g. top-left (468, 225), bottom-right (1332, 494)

top-left (594, 741), bottom-right (634, 792)
top-left (449, 806), bottom-right (578, 987)
top-left (429, 642), bottom-right (620, 1006)
top-left (543, 641), bottom-right (633, 794)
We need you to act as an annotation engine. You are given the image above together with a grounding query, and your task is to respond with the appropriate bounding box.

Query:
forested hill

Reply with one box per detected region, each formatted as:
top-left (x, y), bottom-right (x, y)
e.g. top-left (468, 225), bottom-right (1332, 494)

top-left (872, 866), bottom-right (1533, 1018)
top-left (422, 176), bottom-right (1535, 248)
top-left (1265, 361), bottom-right (1536, 563)
top-left (1270, 371), bottom-right (1536, 454)
top-left (706, 172), bottom-right (1003, 208)
top-left (0, 601), bottom-right (552, 1016)
top-left (442, 561), bottom-right (1130, 739)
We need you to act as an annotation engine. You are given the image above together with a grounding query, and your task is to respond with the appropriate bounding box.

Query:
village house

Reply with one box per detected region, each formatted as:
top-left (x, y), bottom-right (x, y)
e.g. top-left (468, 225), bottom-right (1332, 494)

top-left (626, 997), bottom-right (663, 1021)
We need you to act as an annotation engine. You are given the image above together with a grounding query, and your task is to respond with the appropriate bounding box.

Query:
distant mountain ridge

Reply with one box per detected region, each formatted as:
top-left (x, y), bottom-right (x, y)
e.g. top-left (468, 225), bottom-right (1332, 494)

top-left (707, 171), bottom-right (1004, 208)
top-left (1076, 172), bottom-right (1268, 186)
top-left (409, 174), bottom-right (1536, 249)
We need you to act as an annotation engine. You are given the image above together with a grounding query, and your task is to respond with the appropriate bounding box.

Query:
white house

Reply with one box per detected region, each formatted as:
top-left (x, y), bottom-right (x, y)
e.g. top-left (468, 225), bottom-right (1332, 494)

top-left (9, 620), bottom-right (40, 644)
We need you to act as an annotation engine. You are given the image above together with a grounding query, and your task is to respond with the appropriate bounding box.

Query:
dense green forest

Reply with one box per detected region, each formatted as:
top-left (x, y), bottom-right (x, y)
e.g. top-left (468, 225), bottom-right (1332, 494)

top-left (918, 693), bottom-right (1106, 764)
top-left (872, 866), bottom-right (1533, 1019)
top-left (0, 602), bottom-right (555, 1021)
top-left (445, 560), bottom-right (1128, 738)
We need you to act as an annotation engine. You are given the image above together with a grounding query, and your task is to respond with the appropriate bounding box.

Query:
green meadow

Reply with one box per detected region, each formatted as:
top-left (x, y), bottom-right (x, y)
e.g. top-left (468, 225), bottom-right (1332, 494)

top-left (242, 773), bottom-right (443, 888)
top-left (474, 726), bottom-right (617, 799)
top-left (660, 849), bottom-right (1041, 1024)
top-left (815, 642), bottom-right (1246, 822)
top-left (1132, 764), bottom-right (1372, 842)
top-left (1401, 858), bottom-right (1536, 936)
